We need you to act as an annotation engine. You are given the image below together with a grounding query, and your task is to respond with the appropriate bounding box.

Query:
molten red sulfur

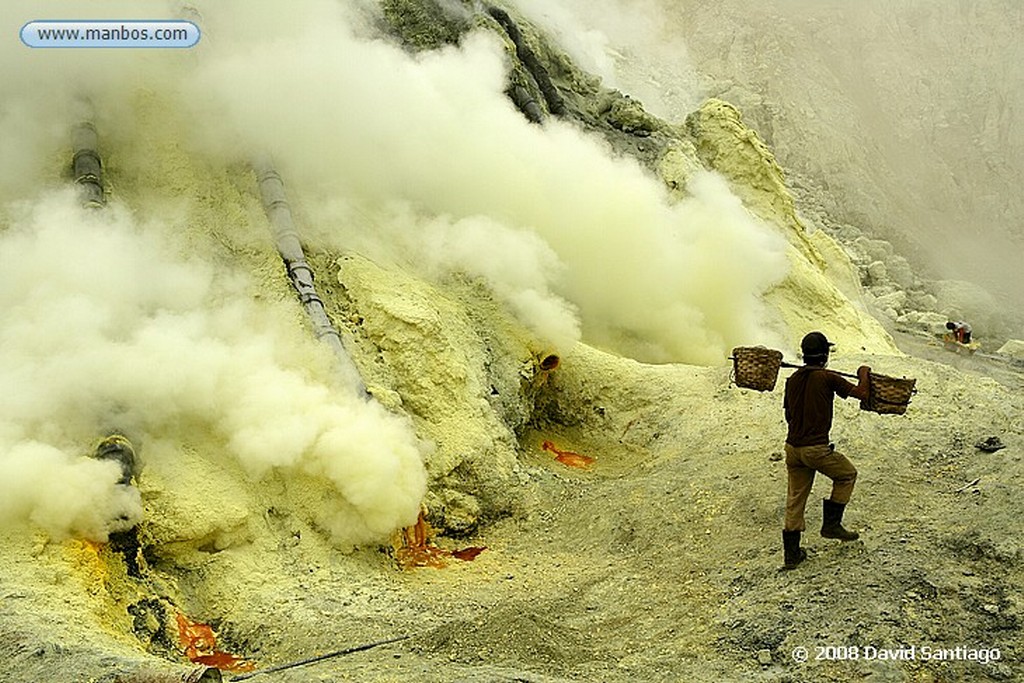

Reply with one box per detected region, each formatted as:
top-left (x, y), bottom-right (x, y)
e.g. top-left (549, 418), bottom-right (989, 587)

top-left (397, 512), bottom-right (488, 568)
top-left (175, 613), bottom-right (255, 672)
top-left (450, 546), bottom-right (486, 561)
top-left (541, 440), bottom-right (595, 469)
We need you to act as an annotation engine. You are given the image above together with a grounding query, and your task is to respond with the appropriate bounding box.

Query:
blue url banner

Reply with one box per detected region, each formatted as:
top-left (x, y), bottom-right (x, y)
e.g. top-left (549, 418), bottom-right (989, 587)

top-left (21, 20), bottom-right (200, 48)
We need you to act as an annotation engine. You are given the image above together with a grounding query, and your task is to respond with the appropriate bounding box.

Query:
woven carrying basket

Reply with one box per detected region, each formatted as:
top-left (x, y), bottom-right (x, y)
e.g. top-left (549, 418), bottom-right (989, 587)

top-left (860, 372), bottom-right (916, 415)
top-left (731, 346), bottom-right (784, 392)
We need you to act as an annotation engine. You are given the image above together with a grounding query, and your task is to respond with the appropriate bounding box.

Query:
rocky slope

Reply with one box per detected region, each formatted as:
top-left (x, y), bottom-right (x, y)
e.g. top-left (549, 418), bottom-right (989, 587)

top-left (659, 0), bottom-right (1024, 343)
top-left (0, 2), bottom-right (1021, 682)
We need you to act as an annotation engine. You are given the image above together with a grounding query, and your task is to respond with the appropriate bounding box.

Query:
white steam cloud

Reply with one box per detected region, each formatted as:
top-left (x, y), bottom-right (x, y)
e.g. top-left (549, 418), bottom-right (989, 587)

top-left (182, 1), bottom-right (787, 364)
top-left (2, 0), bottom-right (790, 539)
top-left (351, 205), bottom-right (582, 352)
top-left (0, 192), bottom-right (426, 543)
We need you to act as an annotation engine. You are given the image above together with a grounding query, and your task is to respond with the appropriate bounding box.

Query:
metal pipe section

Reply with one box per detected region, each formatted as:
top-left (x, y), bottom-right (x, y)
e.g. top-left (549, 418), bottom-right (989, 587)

top-left (508, 84), bottom-right (544, 124)
top-left (93, 432), bottom-right (141, 560)
top-left (68, 107), bottom-right (148, 542)
top-left (95, 432), bottom-right (137, 486)
top-left (538, 353), bottom-right (560, 372)
top-left (71, 99), bottom-right (105, 208)
top-left (486, 6), bottom-right (566, 118)
top-left (254, 161), bottom-right (368, 397)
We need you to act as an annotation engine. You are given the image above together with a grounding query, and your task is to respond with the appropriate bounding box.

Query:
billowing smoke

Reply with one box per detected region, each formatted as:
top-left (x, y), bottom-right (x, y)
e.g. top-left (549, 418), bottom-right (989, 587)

top-left (182, 1), bottom-right (788, 363)
top-left (364, 205), bottom-right (583, 352)
top-left (1, 0), bottom-right (790, 540)
top-left (0, 192), bottom-right (426, 543)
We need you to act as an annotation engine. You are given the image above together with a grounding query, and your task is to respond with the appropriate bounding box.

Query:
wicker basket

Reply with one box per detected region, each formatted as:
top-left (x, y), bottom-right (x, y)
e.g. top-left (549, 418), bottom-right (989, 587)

top-left (731, 346), bottom-right (784, 392)
top-left (860, 372), bottom-right (917, 415)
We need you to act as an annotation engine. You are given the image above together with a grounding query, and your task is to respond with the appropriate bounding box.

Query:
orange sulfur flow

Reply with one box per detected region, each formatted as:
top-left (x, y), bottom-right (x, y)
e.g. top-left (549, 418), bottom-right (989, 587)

top-left (541, 440), bottom-right (595, 469)
top-left (396, 513), bottom-right (449, 569)
top-left (175, 613), bottom-right (255, 673)
top-left (396, 512), bottom-right (486, 570)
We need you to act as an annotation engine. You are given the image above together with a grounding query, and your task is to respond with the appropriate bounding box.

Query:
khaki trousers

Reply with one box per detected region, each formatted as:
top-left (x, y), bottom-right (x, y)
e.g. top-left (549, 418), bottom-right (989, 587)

top-left (784, 443), bottom-right (858, 532)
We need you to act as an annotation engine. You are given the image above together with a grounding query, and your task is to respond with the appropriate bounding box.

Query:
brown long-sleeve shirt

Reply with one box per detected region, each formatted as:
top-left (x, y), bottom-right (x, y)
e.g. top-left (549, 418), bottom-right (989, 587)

top-left (784, 367), bottom-right (857, 447)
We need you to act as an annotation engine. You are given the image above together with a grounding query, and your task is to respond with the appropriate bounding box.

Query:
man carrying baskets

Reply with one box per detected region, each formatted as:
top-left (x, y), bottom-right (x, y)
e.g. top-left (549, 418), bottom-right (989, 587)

top-left (782, 332), bottom-right (871, 570)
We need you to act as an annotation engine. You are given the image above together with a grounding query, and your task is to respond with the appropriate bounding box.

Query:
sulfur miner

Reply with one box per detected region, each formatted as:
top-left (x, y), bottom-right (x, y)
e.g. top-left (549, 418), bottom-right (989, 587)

top-left (781, 332), bottom-right (872, 570)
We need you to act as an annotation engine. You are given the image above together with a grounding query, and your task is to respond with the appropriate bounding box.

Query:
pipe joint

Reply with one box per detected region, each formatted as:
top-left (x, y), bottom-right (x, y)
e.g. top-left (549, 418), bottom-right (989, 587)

top-left (538, 354), bottom-right (561, 372)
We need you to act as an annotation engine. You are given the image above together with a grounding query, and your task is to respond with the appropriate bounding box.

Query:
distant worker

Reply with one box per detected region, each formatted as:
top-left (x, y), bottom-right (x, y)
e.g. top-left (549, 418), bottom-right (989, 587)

top-left (781, 332), bottom-right (871, 570)
top-left (946, 320), bottom-right (972, 344)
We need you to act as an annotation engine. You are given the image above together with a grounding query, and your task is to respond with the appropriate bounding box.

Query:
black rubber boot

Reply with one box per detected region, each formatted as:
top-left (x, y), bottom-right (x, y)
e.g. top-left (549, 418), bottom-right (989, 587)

top-left (783, 530), bottom-right (806, 570)
top-left (821, 499), bottom-right (860, 541)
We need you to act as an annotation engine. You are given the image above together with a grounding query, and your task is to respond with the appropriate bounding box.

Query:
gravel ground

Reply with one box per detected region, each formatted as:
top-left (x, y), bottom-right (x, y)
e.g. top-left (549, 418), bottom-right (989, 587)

top-left (1, 343), bottom-right (1020, 683)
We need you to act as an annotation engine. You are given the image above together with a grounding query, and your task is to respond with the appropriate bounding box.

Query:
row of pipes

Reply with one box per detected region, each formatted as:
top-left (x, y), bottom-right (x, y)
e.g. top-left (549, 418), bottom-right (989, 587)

top-left (63, 108), bottom-right (394, 683)
top-left (65, 2), bottom-right (556, 404)
top-left (67, 102), bottom-right (371, 586)
top-left (65, 0), bottom-right (563, 534)
top-left (57, 6), bottom-right (565, 674)
top-left (71, 102), bottom-right (369, 396)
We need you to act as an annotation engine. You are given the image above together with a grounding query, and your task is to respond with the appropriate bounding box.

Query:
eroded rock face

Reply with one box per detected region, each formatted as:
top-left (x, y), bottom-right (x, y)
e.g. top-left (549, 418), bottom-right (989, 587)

top-left (661, 0), bottom-right (1024, 341)
top-left (686, 99), bottom-right (809, 252)
top-left (380, 0), bottom-right (469, 50)
top-left (330, 253), bottom-right (550, 529)
top-left (384, 1), bottom-right (898, 360)
top-left (682, 100), bottom-right (896, 357)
